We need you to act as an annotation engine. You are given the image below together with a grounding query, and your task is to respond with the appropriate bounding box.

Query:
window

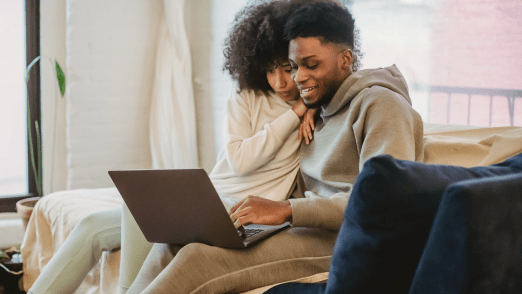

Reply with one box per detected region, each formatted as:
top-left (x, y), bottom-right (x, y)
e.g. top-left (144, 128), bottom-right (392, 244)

top-left (0, 0), bottom-right (40, 212)
top-left (350, 0), bottom-right (522, 126)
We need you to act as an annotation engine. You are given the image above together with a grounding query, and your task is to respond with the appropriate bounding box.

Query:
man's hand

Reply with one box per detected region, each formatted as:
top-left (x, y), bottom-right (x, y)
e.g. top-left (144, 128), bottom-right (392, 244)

top-left (229, 196), bottom-right (292, 229)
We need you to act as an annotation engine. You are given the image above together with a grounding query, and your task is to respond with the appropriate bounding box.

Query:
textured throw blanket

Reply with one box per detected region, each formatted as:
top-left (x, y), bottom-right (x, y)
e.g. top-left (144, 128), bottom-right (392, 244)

top-left (21, 188), bottom-right (123, 294)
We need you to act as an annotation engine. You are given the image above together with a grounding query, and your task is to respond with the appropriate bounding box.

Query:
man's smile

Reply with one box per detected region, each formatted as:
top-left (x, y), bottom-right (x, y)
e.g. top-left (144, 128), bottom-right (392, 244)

top-left (300, 86), bottom-right (317, 96)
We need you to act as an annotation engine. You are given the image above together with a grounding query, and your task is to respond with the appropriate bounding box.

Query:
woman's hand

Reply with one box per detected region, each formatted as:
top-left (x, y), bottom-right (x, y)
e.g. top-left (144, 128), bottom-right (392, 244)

top-left (299, 108), bottom-right (318, 145)
top-left (291, 96), bottom-right (308, 118)
top-left (229, 196), bottom-right (292, 229)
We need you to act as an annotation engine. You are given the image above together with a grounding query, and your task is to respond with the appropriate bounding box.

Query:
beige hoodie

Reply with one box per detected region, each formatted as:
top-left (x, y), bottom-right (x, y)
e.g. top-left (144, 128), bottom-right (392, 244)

top-left (290, 65), bottom-right (424, 230)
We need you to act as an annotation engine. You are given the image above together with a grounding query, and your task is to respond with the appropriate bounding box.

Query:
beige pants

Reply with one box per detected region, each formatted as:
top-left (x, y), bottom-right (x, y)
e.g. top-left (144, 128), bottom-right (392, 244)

top-left (126, 227), bottom-right (338, 294)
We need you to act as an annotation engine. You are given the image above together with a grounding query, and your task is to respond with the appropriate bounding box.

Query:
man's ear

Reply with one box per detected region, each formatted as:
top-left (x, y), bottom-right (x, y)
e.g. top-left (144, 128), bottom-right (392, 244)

top-left (340, 48), bottom-right (353, 70)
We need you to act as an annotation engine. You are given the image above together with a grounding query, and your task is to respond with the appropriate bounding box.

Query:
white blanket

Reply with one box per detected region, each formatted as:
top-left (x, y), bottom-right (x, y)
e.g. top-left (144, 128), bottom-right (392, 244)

top-left (22, 188), bottom-right (123, 294)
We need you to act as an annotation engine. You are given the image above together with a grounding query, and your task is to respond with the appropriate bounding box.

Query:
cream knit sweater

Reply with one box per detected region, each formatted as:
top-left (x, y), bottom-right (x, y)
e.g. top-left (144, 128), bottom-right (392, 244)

top-left (209, 88), bottom-right (301, 201)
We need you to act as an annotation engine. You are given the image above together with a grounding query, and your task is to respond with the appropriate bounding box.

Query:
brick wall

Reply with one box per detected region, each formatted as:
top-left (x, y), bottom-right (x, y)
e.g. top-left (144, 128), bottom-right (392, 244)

top-left (429, 0), bottom-right (522, 126)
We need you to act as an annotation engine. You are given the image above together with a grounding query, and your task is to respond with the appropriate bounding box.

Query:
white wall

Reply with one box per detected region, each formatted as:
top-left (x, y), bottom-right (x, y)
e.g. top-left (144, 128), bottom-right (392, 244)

top-left (40, 0), bottom-right (253, 191)
top-left (65, 0), bottom-right (162, 189)
top-left (208, 0), bottom-right (248, 157)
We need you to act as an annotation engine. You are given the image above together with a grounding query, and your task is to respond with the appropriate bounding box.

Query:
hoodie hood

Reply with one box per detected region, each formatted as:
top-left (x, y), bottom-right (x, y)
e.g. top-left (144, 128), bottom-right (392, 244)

top-left (322, 64), bottom-right (411, 118)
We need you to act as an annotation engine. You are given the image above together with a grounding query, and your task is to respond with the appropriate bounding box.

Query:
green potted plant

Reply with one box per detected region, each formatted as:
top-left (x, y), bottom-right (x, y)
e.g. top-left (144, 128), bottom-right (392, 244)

top-left (16, 56), bottom-right (65, 231)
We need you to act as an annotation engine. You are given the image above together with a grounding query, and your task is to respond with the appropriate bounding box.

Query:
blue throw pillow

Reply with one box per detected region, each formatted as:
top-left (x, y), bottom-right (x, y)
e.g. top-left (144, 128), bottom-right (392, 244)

top-left (410, 173), bottom-right (522, 294)
top-left (265, 152), bottom-right (522, 294)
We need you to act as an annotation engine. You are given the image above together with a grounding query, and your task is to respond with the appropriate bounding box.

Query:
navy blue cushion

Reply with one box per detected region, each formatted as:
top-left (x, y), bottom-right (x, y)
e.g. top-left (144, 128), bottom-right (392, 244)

top-left (410, 173), bottom-right (522, 294)
top-left (265, 152), bottom-right (522, 294)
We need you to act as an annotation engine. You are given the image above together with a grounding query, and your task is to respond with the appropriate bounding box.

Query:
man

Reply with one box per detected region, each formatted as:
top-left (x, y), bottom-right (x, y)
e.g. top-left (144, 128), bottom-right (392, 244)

top-left (128, 2), bottom-right (424, 293)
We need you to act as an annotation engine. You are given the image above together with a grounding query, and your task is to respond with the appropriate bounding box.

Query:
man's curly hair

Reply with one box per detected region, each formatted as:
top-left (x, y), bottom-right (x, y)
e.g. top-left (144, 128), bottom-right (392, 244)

top-left (223, 0), bottom-right (322, 93)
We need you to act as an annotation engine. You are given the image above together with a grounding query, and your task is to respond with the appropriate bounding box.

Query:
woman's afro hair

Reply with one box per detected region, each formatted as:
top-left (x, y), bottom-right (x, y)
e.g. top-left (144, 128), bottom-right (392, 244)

top-left (223, 0), bottom-right (315, 92)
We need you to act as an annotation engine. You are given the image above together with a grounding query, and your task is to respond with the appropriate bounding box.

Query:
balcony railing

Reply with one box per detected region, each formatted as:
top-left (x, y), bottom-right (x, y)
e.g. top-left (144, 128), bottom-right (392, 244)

top-left (411, 84), bottom-right (522, 127)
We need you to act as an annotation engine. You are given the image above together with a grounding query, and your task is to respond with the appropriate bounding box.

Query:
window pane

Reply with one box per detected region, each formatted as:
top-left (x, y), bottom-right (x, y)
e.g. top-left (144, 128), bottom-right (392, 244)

top-left (351, 0), bottom-right (522, 126)
top-left (0, 0), bottom-right (28, 197)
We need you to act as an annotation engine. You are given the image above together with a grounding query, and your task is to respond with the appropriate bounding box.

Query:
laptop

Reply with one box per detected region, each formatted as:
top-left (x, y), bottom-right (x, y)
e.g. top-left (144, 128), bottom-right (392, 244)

top-left (108, 169), bottom-right (291, 248)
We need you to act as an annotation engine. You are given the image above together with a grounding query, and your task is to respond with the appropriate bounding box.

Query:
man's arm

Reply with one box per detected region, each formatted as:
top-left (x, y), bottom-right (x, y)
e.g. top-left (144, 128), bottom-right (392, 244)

top-left (229, 191), bottom-right (350, 231)
top-left (288, 191), bottom-right (350, 231)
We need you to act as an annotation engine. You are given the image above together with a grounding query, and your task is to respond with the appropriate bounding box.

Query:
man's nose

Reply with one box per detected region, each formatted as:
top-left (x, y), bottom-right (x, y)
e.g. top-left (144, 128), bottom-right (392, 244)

top-left (293, 68), bottom-right (306, 84)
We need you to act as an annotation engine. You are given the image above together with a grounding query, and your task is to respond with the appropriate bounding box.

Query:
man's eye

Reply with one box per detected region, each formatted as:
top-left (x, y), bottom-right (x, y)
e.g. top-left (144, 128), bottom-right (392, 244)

top-left (307, 64), bottom-right (317, 69)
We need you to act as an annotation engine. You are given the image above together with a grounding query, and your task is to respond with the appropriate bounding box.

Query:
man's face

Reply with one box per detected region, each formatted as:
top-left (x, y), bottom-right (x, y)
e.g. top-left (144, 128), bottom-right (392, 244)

top-left (288, 37), bottom-right (350, 108)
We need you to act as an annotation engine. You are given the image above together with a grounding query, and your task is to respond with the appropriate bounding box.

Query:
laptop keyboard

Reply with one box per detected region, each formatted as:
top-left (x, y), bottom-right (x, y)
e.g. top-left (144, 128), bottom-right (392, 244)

top-left (238, 228), bottom-right (265, 239)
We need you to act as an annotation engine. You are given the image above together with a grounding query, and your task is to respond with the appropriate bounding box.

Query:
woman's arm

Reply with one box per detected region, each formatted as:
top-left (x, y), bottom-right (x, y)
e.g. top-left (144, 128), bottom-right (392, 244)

top-left (224, 91), bottom-right (304, 176)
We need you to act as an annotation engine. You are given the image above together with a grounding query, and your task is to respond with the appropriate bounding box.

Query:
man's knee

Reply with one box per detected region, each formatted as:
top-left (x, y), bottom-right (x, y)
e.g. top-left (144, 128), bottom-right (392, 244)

top-left (176, 243), bottom-right (217, 267)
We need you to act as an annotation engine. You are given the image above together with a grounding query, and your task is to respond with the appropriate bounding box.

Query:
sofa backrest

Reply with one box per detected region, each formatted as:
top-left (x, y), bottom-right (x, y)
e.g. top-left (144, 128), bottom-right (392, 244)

top-left (422, 122), bottom-right (522, 167)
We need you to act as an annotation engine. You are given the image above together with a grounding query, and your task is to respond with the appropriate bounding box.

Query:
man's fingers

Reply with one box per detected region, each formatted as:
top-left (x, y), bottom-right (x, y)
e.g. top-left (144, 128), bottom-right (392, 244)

top-left (233, 215), bottom-right (252, 229)
top-left (229, 201), bottom-right (242, 214)
top-left (230, 205), bottom-right (252, 223)
top-left (229, 197), bottom-right (250, 214)
top-left (234, 218), bottom-right (242, 229)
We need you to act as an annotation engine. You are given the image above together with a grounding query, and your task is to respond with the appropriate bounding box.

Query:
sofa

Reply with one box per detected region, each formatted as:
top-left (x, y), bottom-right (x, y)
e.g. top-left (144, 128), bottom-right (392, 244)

top-left (21, 122), bottom-right (522, 294)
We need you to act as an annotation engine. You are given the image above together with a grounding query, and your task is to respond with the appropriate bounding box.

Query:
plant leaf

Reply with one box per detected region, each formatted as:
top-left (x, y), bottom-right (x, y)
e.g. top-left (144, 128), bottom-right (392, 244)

top-left (26, 99), bottom-right (40, 196)
top-left (35, 120), bottom-right (42, 196)
top-left (55, 60), bottom-right (66, 97)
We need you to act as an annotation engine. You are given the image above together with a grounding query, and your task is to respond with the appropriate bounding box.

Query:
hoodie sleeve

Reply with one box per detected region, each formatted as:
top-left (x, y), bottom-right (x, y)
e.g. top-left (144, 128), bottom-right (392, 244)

top-left (224, 90), bottom-right (301, 176)
top-left (289, 191), bottom-right (350, 231)
top-left (355, 86), bottom-right (424, 170)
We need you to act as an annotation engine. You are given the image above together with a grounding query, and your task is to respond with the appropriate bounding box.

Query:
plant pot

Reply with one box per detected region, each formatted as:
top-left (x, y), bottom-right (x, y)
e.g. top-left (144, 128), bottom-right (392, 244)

top-left (16, 197), bottom-right (41, 232)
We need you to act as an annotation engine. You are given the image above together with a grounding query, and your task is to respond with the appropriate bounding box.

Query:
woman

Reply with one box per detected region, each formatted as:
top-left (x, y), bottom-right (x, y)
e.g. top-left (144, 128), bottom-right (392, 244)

top-left (27, 1), bottom-right (316, 294)
top-left (125, 1), bottom-right (320, 293)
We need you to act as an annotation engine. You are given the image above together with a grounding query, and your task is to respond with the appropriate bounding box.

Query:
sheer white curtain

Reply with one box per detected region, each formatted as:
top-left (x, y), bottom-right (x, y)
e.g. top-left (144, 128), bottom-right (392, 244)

top-left (149, 0), bottom-right (199, 169)
top-left (119, 1), bottom-right (199, 291)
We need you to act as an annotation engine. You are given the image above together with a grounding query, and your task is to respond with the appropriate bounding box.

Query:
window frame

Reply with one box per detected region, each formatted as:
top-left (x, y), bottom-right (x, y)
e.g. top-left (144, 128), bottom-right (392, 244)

top-left (0, 0), bottom-right (41, 213)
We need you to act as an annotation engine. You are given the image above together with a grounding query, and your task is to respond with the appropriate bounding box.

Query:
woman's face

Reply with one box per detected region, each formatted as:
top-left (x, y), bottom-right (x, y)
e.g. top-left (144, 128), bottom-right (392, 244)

top-left (266, 63), bottom-right (300, 102)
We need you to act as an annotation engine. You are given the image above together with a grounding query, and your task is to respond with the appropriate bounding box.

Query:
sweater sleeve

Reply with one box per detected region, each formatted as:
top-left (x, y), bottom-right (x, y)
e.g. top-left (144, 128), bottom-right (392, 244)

top-left (224, 91), bottom-right (301, 176)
